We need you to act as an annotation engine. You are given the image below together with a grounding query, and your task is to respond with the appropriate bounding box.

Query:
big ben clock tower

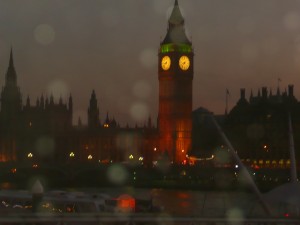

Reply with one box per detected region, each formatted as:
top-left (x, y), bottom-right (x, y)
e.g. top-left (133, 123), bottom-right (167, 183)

top-left (158, 0), bottom-right (193, 163)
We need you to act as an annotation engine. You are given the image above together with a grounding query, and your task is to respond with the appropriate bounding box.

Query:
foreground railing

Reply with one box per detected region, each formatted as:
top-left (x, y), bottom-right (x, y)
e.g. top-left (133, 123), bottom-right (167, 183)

top-left (0, 214), bottom-right (300, 225)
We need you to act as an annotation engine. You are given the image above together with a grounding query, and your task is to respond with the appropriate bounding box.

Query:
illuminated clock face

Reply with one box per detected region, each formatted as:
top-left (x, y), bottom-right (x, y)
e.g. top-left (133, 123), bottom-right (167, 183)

top-left (161, 56), bottom-right (171, 70)
top-left (179, 55), bottom-right (190, 71)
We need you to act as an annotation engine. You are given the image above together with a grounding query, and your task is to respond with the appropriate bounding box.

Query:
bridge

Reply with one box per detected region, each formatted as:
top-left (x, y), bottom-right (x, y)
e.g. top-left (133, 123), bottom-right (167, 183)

top-left (0, 213), bottom-right (299, 225)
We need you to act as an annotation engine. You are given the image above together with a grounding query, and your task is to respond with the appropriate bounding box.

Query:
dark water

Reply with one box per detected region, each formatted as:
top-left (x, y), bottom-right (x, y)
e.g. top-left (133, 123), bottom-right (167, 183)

top-left (0, 181), bottom-right (265, 217)
top-left (80, 187), bottom-right (261, 217)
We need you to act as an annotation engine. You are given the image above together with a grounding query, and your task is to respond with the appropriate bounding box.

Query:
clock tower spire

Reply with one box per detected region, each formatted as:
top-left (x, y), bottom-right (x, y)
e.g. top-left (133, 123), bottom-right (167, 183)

top-left (158, 0), bottom-right (193, 163)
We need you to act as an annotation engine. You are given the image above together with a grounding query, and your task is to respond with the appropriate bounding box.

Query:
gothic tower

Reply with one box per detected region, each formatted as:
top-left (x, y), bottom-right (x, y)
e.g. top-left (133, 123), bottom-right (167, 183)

top-left (158, 0), bottom-right (193, 163)
top-left (88, 90), bottom-right (100, 128)
top-left (0, 49), bottom-right (22, 132)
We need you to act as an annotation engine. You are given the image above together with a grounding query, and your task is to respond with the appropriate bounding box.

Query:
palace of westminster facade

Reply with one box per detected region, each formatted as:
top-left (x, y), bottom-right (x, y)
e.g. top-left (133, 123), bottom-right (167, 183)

top-left (0, 1), bottom-right (300, 169)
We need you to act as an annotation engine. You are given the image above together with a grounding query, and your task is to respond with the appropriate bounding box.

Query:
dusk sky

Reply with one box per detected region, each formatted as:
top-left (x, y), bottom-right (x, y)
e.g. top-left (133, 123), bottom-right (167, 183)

top-left (1, 0), bottom-right (300, 125)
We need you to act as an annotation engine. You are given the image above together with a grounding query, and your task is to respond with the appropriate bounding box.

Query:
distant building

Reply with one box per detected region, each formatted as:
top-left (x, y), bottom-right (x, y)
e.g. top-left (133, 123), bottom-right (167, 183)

top-left (192, 86), bottom-right (300, 169)
top-left (224, 86), bottom-right (300, 168)
top-left (0, 50), bottom-right (159, 164)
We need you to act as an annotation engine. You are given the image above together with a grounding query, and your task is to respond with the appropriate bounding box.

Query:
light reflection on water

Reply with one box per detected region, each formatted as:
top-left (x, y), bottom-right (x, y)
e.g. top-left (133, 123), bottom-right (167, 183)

top-left (150, 189), bottom-right (256, 217)
top-left (0, 182), bottom-right (15, 190)
top-left (80, 187), bottom-right (260, 217)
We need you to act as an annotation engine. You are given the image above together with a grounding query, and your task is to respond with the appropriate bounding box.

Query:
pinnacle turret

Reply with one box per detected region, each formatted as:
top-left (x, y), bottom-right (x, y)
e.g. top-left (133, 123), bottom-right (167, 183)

top-left (5, 48), bottom-right (17, 87)
top-left (88, 90), bottom-right (99, 128)
top-left (68, 94), bottom-right (73, 112)
top-left (105, 112), bottom-right (110, 124)
top-left (9, 48), bottom-right (14, 68)
top-left (26, 95), bottom-right (30, 107)
top-left (40, 95), bottom-right (45, 108)
top-left (50, 94), bottom-right (54, 105)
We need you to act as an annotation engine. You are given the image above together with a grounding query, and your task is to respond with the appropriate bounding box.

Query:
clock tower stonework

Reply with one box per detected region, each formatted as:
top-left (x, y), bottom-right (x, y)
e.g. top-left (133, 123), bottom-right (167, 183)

top-left (158, 0), bottom-right (193, 163)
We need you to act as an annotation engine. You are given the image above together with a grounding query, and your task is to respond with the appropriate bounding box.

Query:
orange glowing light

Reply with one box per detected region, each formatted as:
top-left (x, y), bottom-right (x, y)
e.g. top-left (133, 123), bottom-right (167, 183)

top-left (117, 194), bottom-right (135, 212)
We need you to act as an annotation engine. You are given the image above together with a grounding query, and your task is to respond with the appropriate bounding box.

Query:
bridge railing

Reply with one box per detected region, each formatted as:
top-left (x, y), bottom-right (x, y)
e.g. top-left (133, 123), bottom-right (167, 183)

top-left (0, 213), bottom-right (299, 225)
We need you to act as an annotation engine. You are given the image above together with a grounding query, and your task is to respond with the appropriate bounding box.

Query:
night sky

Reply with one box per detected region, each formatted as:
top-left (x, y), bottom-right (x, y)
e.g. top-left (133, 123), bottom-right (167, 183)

top-left (1, 0), bottom-right (300, 126)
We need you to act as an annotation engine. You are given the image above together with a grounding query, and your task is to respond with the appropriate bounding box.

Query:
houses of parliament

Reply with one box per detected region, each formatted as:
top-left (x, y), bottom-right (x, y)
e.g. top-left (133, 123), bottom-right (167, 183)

top-left (0, 0), bottom-right (300, 169)
top-left (0, 0), bottom-right (192, 165)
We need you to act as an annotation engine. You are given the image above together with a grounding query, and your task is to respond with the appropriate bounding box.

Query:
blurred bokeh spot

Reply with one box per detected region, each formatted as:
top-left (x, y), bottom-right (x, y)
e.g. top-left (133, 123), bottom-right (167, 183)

top-left (34, 24), bottom-right (55, 45)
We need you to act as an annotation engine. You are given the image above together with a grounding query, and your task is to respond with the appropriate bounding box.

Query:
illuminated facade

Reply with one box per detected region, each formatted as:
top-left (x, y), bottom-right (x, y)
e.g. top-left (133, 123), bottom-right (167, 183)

top-left (158, 0), bottom-right (193, 163)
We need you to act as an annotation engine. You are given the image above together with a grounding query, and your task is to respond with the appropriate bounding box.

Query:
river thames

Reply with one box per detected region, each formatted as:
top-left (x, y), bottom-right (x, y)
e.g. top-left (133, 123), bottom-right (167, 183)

top-left (75, 188), bottom-right (265, 218)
